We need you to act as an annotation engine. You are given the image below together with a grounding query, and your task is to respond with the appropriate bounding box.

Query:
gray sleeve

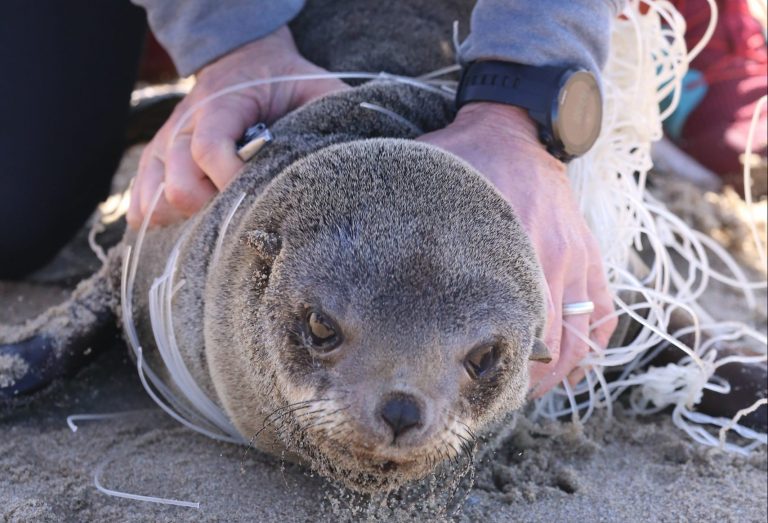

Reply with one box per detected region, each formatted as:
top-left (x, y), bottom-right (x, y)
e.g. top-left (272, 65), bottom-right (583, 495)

top-left (459, 0), bottom-right (626, 76)
top-left (131, 0), bottom-right (305, 76)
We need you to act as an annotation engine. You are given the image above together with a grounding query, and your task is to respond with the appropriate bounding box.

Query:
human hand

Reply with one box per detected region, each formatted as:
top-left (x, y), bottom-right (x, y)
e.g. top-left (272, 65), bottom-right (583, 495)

top-left (128, 26), bottom-right (349, 228)
top-left (418, 102), bottom-right (617, 397)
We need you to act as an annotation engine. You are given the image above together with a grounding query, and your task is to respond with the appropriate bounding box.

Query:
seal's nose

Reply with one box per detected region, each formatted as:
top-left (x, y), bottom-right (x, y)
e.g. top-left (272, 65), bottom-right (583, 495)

top-left (379, 395), bottom-right (421, 440)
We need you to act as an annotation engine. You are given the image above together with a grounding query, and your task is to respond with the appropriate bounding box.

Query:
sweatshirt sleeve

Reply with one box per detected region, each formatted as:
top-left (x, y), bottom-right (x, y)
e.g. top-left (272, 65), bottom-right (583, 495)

top-left (459, 0), bottom-right (626, 76)
top-left (131, 0), bottom-right (305, 76)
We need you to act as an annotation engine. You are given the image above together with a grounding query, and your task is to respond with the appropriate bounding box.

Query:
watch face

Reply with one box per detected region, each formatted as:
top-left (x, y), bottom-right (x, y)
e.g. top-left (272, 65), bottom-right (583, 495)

top-left (554, 71), bottom-right (602, 157)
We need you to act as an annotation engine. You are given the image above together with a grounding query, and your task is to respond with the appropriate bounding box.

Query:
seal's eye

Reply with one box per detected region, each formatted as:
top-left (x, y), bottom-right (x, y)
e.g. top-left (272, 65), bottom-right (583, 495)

top-left (464, 344), bottom-right (500, 379)
top-left (305, 311), bottom-right (342, 352)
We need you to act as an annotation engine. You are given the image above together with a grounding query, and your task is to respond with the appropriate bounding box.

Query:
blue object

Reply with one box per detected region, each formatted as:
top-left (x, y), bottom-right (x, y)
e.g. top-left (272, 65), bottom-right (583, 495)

top-left (662, 69), bottom-right (709, 140)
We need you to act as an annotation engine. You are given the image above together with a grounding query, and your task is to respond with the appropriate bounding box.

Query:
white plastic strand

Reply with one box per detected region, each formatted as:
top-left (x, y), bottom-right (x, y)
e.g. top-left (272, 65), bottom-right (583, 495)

top-left (87, 218), bottom-right (108, 264)
top-left (66, 411), bottom-right (151, 432)
top-left (211, 192), bottom-right (247, 269)
top-left (94, 459), bottom-right (200, 509)
top-left (121, 184), bottom-right (245, 444)
top-left (742, 95), bottom-right (768, 269)
top-left (169, 72), bottom-right (452, 145)
top-left (147, 226), bottom-right (245, 442)
top-left (358, 102), bottom-right (424, 135)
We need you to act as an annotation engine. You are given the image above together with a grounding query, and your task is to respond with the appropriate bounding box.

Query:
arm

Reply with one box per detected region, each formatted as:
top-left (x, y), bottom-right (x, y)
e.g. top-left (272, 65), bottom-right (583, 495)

top-left (459, 0), bottom-right (624, 74)
top-left (130, 0), bottom-right (306, 76)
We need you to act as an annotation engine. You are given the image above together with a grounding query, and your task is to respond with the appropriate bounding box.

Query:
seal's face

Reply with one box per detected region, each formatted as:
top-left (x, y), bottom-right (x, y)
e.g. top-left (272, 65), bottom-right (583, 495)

top-left (265, 259), bottom-right (533, 490)
top-left (231, 140), bottom-right (545, 491)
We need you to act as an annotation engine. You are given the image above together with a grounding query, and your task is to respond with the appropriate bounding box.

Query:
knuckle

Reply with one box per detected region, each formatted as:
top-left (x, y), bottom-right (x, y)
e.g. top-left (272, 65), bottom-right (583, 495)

top-left (549, 231), bottom-right (585, 259)
top-left (139, 198), bottom-right (155, 219)
top-left (549, 232), bottom-right (571, 255)
top-left (138, 145), bottom-right (152, 164)
top-left (585, 233), bottom-right (601, 254)
top-left (164, 180), bottom-right (193, 212)
top-left (575, 342), bottom-right (590, 358)
top-left (126, 206), bottom-right (139, 228)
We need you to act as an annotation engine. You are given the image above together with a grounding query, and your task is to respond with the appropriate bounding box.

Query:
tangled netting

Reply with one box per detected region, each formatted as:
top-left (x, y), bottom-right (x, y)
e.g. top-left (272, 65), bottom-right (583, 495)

top-left (537, 0), bottom-right (767, 455)
top-left (119, 0), bottom-right (767, 469)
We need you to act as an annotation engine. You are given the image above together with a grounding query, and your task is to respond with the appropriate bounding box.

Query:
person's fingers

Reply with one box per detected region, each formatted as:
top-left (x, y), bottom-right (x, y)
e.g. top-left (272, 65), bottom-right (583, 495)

top-left (128, 150), bottom-right (180, 228)
top-left (531, 255), bottom-right (591, 397)
top-left (190, 96), bottom-right (260, 190)
top-left (137, 155), bottom-right (185, 226)
top-left (128, 149), bottom-right (152, 228)
top-left (564, 248), bottom-right (616, 386)
top-left (165, 133), bottom-right (218, 216)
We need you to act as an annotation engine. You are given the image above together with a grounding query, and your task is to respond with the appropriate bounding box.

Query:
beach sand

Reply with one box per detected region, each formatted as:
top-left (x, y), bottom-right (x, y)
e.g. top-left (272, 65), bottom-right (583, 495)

top-left (1, 332), bottom-right (765, 522)
top-left (1, 148), bottom-right (766, 522)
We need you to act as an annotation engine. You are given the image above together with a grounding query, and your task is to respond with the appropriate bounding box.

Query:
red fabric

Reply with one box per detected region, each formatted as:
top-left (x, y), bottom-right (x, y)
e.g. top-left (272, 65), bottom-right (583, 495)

top-left (138, 32), bottom-right (177, 82)
top-left (672, 0), bottom-right (767, 182)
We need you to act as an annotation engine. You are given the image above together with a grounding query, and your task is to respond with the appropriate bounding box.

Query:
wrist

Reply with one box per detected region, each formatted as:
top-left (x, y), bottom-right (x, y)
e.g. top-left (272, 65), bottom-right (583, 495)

top-left (454, 102), bottom-right (540, 148)
top-left (198, 26), bottom-right (298, 77)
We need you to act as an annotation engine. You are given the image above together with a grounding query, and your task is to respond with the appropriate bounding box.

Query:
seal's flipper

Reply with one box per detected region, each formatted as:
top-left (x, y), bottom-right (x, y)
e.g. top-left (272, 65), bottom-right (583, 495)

top-left (0, 314), bottom-right (117, 400)
top-left (0, 248), bottom-right (122, 400)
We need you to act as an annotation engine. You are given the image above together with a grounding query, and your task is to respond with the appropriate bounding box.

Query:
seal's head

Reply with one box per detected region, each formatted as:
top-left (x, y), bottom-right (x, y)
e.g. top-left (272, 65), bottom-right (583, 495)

top-left (212, 139), bottom-right (546, 492)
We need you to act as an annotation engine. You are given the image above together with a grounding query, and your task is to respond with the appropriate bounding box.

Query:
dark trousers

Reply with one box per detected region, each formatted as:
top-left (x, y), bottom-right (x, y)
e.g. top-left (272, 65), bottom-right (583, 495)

top-left (0, 1), bottom-right (146, 279)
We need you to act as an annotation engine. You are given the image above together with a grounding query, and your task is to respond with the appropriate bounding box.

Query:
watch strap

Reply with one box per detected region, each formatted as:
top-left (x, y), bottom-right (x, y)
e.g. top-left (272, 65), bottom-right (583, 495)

top-left (455, 61), bottom-right (567, 127)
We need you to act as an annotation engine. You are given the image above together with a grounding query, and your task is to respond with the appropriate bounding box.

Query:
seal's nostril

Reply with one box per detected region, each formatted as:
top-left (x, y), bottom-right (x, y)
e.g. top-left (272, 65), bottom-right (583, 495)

top-left (379, 395), bottom-right (421, 440)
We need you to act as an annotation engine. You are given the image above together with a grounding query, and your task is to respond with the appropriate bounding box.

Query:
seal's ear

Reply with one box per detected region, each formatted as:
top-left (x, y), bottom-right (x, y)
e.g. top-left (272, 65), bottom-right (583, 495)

top-left (529, 339), bottom-right (552, 363)
top-left (244, 230), bottom-right (282, 264)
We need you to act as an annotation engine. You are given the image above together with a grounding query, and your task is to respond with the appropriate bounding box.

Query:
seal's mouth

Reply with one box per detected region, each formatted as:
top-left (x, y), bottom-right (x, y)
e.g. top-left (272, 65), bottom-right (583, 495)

top-left (356, 452), bottom-right (425, 473)
top-left (319, 454), bottom-right (431, 493)
top-left (299, 437), bottom-right (474, 493)
top-left (303, 432), bottom-right (444, 486)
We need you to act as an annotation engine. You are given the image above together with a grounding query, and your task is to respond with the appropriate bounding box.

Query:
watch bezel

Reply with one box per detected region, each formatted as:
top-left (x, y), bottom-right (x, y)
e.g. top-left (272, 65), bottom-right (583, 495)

top-left (548, 69), bottom-right (603, 160)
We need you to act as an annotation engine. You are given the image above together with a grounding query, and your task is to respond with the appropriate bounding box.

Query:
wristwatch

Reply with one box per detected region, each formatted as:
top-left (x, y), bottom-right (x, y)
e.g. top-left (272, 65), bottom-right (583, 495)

top-left (455, 60), bottom-right (602, 162)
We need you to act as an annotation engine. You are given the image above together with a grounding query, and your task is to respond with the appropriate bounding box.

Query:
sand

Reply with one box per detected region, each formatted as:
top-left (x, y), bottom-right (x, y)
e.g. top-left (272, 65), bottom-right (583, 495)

top-left (1, 337), bottom-right (766, 522)
top-left (1, 150), bottom-right (767, 522)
